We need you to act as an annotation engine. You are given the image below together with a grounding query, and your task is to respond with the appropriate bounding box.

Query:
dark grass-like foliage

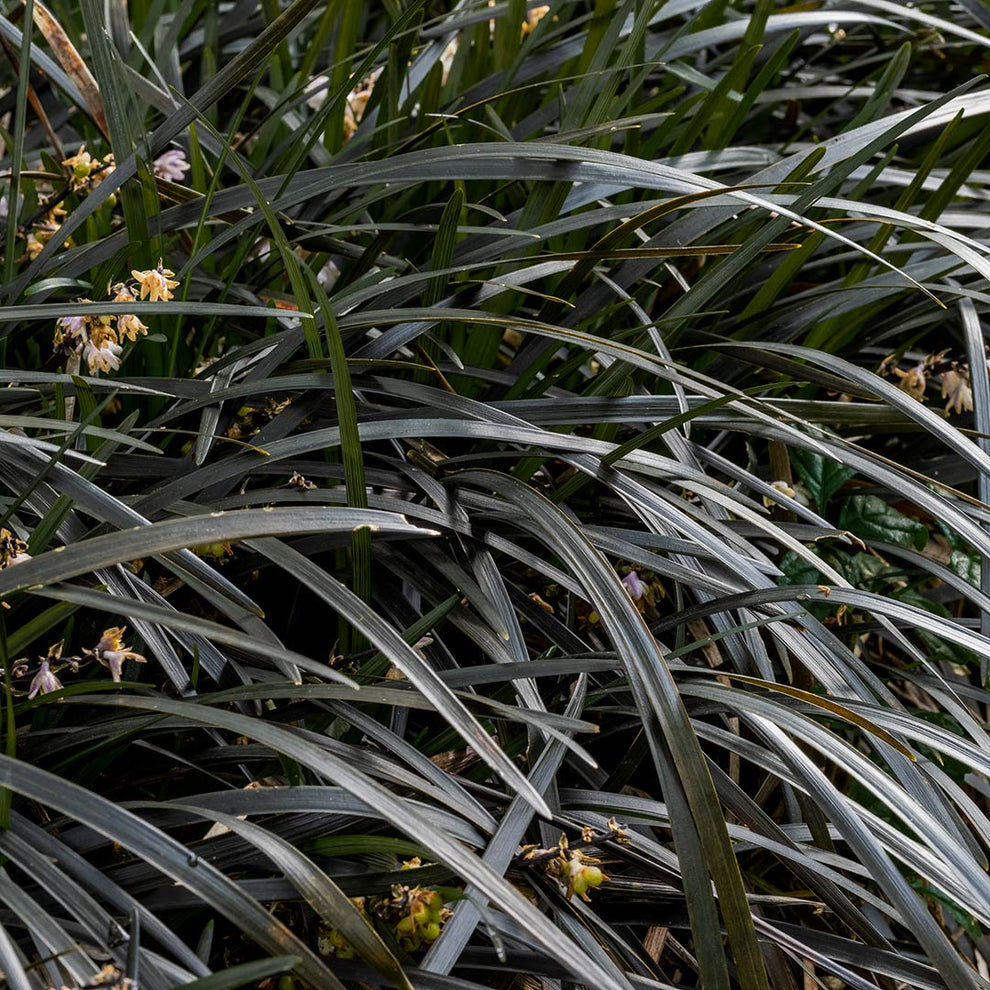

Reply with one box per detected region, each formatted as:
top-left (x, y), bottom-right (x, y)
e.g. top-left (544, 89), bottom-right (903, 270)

top-left (1, 2), bottom-right (990, 988)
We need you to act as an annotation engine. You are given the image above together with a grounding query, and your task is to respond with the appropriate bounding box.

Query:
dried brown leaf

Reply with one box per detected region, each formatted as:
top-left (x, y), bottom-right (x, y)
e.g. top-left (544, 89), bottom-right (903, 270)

top-left (29, 0), bottom-right (107, 137)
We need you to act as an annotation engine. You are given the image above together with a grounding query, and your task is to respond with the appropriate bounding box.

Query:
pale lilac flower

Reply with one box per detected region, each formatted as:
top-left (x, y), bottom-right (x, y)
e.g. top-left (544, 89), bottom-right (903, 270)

top-left (28, 660), bottom-right (62, 699)
top-left (111, 282), bottom-right (136, 302)
top-left (83, 338), bottom-right (123, 375)
top-left (56, 314), bottom-right (88, 336)
top-left (88, 626), bottom-right (145, 682)
top-left (622, 570), bottom-right (648, 600)
top-left (100, 650), bottom-right (126, 681)
top-left (153, 149), bottom-right (190, 182)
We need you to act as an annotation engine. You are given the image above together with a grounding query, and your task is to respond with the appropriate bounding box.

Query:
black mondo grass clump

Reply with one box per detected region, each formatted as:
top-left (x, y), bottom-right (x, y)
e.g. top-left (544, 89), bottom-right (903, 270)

top-left (3, 1), bottom-right (990, 988)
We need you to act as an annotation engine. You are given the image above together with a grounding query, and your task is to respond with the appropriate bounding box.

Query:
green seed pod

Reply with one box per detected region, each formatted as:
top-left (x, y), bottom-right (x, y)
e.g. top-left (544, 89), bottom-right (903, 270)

top-left (421, 921), bottom-right (441, 942)
top-left (73, 162), bottom-right (91, 180)
top-left (395, 915), bottom-right (417, 936)
top-left (427, 890), bottom-right (444, 914)
top-left (410, 900), bottom-right (430, 923)
top-left (584, 866), bottom-right (604, 887)
top-left (571, 876), bottom-right (588, 896)
top-left (104, 193), bottom-right (118, 210)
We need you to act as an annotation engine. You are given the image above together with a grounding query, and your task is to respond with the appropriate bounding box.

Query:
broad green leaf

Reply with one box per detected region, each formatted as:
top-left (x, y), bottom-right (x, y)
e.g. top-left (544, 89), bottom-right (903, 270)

top-left (791, 448), bottom-right (856, 512)
top-left (839, 495), bottom-right (928, 551)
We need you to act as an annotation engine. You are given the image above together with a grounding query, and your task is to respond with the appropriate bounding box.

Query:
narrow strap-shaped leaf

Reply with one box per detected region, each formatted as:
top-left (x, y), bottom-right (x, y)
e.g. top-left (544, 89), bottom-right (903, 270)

top-left (174, 957), bottom-right (301, 990)
top-left (0, 755), bottom-right (341, 987)
top-left (0, 919), bottom-right (32, 990)
top-left (165, 805), bottom-right (412, 990)
top-left (447, 469), bottom-right (769, 989)
top-left (0, 507), bottom-right (430, 598)
top-left (58, 695), bottom-right (631, 990)
top-left (245, 536), bottom-right (554, 820)
top-left (3, 0), bottom-right (325, 300)
top-left (960, 294), bottom-right (990, 675)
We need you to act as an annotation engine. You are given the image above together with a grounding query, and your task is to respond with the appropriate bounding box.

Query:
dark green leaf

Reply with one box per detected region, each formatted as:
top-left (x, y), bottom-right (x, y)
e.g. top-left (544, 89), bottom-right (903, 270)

top-left (839, 495), bottom-right (928, 551)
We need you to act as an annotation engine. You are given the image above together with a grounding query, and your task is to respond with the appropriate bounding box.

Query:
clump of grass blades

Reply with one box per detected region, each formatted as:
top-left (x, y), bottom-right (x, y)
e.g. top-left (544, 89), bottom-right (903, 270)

top-left (0, 2), bottom-right (990, 989)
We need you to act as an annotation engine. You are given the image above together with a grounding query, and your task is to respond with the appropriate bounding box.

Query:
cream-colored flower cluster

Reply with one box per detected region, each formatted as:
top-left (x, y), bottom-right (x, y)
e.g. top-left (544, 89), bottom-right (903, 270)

top-left (23, 145), bottom-right (113, 259)
top-left (21, 145), bottom-right (111, 260)
top-left (881, 351), bottom-right (976, 416)
top-left (53, 261), bottom-right (179, 375)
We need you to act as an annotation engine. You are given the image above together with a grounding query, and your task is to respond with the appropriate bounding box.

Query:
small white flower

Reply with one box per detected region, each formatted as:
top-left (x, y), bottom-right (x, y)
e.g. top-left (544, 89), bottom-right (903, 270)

top-left (83, 338), bottom-right (123, 375)
top-left (131, 262), bottom-right (179, 302)
top-left (304, 74), bottom-right (331, 111)
top-left (117, 313), bottom-right (149, 342)
top-left (941, 366), bottom-right (974, 415)
top-left (317, 258), bottom-right (340, 290)
top-left (763, 479), bottom-right (796, 508)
